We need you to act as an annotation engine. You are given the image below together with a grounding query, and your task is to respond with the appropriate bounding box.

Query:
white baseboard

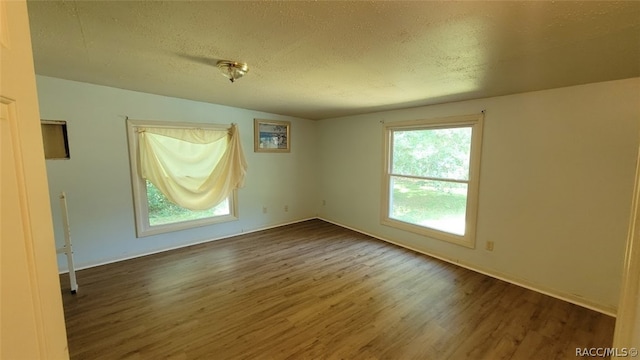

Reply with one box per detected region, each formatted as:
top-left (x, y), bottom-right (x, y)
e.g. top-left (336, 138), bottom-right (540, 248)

top-left (58, 217), bottom-right (316, 274)
top-left (59, 215), bottom-right (617, 317)
top-left (318, 217), bottom-right (617, 317)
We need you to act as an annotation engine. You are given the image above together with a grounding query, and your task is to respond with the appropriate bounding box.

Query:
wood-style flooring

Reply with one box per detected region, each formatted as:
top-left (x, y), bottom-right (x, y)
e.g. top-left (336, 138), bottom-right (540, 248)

top-left (59, 219), bottom-right (615, 359)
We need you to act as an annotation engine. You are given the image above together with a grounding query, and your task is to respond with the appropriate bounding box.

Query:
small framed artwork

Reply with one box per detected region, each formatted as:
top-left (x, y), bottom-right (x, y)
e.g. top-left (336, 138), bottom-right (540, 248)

top-left (254, 119), bottom-right (290, 153)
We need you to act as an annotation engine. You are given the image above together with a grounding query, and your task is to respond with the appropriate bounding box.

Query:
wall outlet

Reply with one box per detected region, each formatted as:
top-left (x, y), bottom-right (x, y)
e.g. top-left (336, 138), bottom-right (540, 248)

top-left (284, 205), bottom-right (289, 212)
top-left (262, 207), bottom-right (267, 214)
top-left (486, 241), bottom-right (494, 251)
top-left (322, 200), bottom-right (326, 206)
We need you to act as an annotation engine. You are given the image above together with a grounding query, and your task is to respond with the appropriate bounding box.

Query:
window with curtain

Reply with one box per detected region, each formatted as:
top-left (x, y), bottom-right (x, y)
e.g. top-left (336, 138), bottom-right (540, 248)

top-left (381, 114), bottom-right (484, 248)
top-left (126, 120), bottom-right (247, 237)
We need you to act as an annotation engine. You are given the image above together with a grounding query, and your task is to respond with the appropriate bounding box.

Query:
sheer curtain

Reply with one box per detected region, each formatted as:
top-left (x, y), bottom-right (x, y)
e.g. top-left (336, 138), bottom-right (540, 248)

top-left (137, 123), bottom-right (247, 210)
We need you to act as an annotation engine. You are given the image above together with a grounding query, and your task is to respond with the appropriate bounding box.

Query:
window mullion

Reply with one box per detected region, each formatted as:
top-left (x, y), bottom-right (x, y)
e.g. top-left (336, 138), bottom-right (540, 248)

top-left (389, 173), bottom-right (469, 184)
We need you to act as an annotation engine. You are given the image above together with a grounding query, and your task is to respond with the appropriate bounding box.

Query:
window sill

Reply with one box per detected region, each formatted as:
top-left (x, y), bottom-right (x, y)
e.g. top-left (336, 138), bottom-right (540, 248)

top-left (381, 217), bottom-right (476, 249)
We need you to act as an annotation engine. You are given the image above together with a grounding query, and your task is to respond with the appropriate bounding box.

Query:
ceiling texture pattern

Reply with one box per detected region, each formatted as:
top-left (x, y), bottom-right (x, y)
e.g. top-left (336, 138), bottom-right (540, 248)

top-left (27, 1), bottom-right (640, 120)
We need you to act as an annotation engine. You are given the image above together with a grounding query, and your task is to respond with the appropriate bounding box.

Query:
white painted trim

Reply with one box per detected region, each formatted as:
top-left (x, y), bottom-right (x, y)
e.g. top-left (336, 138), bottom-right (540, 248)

top-left (319, 217), bottom-right (617, 317)
top-left (380, 113), bottom-right (484, 249)
top-left (58, 217), bottom-right (316, 273)
top-left (613, 144), bottom-right (640, 348)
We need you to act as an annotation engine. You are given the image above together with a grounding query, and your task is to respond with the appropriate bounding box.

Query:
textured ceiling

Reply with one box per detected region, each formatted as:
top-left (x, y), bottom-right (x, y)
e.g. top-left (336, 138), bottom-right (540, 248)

top-left (27, 1), bottom-right (640, 120)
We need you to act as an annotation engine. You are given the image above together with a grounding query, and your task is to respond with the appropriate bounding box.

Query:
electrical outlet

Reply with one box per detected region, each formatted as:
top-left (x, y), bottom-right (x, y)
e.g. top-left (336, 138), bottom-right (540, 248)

top-left (262, 207), bottom-right (267, 214)
top-left (486, 241), bottom-right (494, 251)
top-left (322, 200), bottom-right (326, 206)
top-left (284, 205), bottom-right (289, 212)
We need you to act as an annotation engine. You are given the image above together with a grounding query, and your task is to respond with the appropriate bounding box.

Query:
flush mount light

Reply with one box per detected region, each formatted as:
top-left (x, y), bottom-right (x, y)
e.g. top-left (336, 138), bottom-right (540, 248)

top-left (216, 60), bottom-right (249, 83)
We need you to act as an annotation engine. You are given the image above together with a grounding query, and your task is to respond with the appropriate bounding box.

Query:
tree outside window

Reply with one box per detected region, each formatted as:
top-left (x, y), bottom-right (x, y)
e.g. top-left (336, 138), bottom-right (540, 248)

top-left (382, 114), bottom-right (484, 248)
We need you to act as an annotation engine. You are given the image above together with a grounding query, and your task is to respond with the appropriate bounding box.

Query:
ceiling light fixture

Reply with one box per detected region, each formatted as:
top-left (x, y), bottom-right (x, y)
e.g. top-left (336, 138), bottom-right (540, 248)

top-left (216, 60), bottom-right (249, 83)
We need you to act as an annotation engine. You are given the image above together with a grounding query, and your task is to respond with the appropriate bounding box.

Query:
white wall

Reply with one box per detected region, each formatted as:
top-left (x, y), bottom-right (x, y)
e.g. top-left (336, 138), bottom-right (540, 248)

top-left (317, 78), bottom-right (640, 314)
top-left (38, 75), bottom-right (640, 314)
top-left (37, 76), bottom-right (318, 270)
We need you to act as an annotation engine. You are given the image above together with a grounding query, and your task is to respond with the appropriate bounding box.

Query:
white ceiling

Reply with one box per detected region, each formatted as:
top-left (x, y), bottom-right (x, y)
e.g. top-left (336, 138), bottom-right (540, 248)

top-left (27, 1), bottom-right (640, 120)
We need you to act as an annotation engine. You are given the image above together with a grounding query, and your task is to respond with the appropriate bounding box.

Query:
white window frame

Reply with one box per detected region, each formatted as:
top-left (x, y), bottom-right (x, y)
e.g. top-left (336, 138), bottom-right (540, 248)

top-left (126, 119), bottom-right (238, 237)
top-left (381, 114), bottom-right (484, 248)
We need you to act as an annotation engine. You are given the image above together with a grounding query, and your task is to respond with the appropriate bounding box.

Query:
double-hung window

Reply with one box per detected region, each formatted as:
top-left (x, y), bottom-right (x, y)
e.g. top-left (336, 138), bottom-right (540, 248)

top-left (127, 120), bottom-right (247, 237)
top-left (382, 114), bottom-right (483, 248)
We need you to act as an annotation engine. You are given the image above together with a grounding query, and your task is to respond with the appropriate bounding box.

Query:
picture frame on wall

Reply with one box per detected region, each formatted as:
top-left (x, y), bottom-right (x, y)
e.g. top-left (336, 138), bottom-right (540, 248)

top-left (254, 119), bottom-right (291, 153)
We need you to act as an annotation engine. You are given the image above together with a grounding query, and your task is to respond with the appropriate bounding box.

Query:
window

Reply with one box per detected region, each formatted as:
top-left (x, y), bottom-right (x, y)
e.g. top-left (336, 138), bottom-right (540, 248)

top-left (126, 120), bottom-right (247, 237)
top-left (382, 114), bottom-right (483, 248)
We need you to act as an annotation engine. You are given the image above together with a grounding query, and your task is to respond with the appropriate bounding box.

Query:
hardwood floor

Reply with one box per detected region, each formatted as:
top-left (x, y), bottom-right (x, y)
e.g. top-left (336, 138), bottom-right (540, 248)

top-left (59, 219), bottom-right (615, 359)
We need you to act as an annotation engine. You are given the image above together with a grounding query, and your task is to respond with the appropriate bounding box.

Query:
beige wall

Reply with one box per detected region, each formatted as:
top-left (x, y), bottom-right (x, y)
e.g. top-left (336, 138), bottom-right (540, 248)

top-left (1, 1), bottom-right (68, 357)
top-left (317, 78), bottom-right (640, 314)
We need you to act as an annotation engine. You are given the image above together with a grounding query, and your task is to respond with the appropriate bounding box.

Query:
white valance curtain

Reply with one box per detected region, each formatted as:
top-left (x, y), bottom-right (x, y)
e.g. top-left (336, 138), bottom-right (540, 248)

top-left (137, 124), bottom-right (247, 210)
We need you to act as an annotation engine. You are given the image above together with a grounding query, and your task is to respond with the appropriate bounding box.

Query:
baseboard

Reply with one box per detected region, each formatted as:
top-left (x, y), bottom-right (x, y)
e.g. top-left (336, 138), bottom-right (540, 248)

top-left (58, 217), bottom-right (316, 274)
top-left (59, 215), bottom-right (617, 317)
top-left (318, 217), bottom-right (618, 317)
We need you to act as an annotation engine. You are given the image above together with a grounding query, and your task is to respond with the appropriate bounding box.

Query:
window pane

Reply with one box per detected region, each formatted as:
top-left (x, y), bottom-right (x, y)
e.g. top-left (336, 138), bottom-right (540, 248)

top-left (392, 127), bottom-right (472, 180)
top-left (390, 176), bottom-right (467, 235)
top-left (146, 180), bottom-right (230, 226)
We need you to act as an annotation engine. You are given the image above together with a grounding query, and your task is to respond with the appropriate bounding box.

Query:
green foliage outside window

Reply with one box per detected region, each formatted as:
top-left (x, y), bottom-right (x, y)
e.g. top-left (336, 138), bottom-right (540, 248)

top-left (392, 127), bottom-right (471, 181)
top-left (146, 180), bottom-right (228, 226)
top-left (389, 126), bottom-right (472, 235)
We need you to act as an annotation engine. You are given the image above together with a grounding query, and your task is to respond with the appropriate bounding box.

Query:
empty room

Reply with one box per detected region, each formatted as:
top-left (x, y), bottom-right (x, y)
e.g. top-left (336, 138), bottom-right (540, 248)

top-left (2, 1), bottom-right (640, 359)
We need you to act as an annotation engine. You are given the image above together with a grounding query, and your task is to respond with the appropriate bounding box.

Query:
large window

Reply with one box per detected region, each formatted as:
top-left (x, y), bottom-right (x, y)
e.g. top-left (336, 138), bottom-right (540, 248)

top-left (126, 120), bottom-right (247, 237)
top-left (382, 114), bottom-right (483, 247)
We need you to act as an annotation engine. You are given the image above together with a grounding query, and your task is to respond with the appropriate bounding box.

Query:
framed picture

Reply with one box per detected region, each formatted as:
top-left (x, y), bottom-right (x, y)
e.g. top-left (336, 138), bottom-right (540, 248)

top-left (254, 119), bottom-right (291, 153)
